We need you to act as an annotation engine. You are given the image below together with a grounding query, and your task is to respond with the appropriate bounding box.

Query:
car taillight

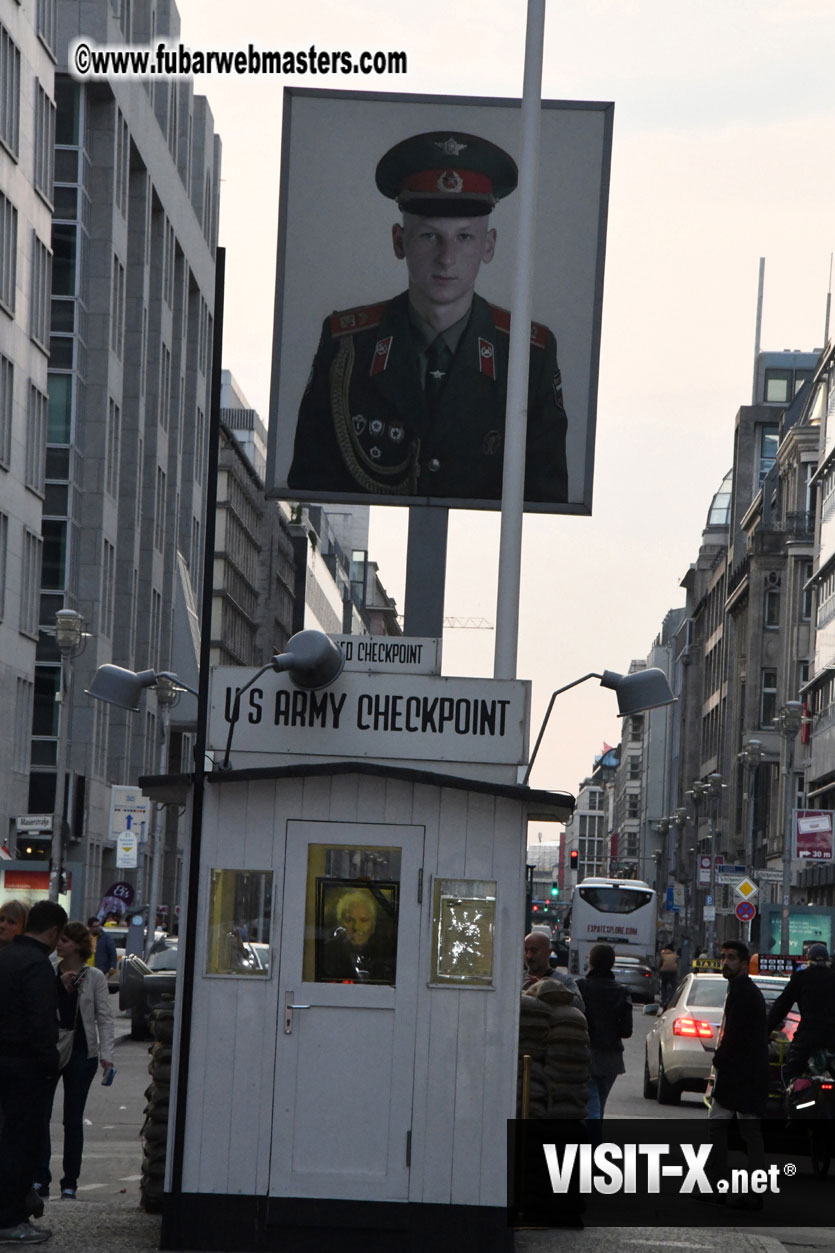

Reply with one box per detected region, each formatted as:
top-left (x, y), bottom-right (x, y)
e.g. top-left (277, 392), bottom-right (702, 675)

top-left (821, 1082), bottom-right (834, 1090)
top-left (672, 1017), bottom-right (713, 1039)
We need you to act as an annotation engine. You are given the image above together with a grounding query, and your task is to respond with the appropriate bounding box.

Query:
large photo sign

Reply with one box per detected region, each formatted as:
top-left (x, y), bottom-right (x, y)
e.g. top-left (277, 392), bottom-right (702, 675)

top-left (267, 88), bottom-right (612, 514)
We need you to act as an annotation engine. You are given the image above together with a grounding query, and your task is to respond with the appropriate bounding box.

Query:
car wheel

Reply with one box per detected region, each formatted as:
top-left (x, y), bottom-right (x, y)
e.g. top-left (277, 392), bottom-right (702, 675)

top-left (656, 1053), bottom-right (681, 1105)
top-left (643, 1052), bottom-right (657, 1100)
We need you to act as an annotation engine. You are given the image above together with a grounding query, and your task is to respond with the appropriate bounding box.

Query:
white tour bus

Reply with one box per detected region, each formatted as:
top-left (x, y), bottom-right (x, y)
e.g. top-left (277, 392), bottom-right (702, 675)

top-left (566, 877), bottom-right (657, 976)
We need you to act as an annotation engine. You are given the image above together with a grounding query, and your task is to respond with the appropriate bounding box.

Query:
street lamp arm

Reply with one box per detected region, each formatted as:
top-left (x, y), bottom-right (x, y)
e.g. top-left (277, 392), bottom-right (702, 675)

top-left (156, 672), bottom-right (199, 699)
top-left (523, 674), bottom-right (603, 785)
top-left (219, 661), bottom-right (280, 771)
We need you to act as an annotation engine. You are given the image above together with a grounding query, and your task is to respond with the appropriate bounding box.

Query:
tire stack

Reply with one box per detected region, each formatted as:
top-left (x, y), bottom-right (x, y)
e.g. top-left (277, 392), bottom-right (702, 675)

top-left (140, 1005), bottom-right (174, 1212)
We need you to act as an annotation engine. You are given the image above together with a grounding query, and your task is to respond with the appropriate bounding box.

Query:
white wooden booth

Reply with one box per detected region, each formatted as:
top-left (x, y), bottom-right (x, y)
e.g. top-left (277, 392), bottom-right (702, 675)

top-left (153, 666), bottom-right (572, 1252)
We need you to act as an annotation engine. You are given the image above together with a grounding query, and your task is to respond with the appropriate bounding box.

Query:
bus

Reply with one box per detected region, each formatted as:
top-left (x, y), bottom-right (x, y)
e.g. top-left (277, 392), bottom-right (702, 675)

top-left (566, 877), bottom-right (657, 976)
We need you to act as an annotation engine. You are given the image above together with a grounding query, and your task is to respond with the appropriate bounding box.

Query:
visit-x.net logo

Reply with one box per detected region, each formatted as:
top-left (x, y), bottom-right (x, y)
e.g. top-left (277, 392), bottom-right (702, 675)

top-left (508, 1119), bottom-right (829, 1228)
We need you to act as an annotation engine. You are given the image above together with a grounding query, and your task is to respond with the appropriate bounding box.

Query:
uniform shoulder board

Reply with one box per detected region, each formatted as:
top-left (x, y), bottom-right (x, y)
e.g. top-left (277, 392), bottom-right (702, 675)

top-left (487, 303), bottom-right (550, 349)
top-left (328, 302), bottom-right (387, 338)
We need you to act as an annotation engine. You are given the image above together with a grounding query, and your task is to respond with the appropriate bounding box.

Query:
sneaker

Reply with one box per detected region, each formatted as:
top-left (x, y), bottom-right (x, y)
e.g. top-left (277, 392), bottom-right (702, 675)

top-left (59, 1189), bottom-right (76, 1201)
top-left (0, 1221), bottom-right (52, 1243)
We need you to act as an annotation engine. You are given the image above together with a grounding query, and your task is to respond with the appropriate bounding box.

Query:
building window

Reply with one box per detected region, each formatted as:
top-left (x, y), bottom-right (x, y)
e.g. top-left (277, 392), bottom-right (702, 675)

top-left (110, 255), bottom-right (125, 358)
top-left (0, 354), bottom-right (11, 466)
top-left (764, 370), bottom-right (792, 405)
top-left (760, 668), bottom-right (777, 728)
top-left (41, 519), bottom-right (66, 589)
top-left (14, 678), bottom-right (34, 774)
top-left (0, 25), bottom-right (20, 158)
top-left (20, 529), bottom-right (42, 638)
top-left (154, 466), bottom-right (166, 551)
top-left (0, 192), bottom-right (18, 314)
top-left (159, 345), bottom-right (170, 432)
top-left (0, 510), bottom-right (6, 619)
top-left (801, 560), bottom-right (814, 622)
top-left (34, 83), bottom-right (55, 203)
top-left (101, 538), bottom-right (115, 638)
top-left (36, 0), bottom-right (57, 57)
top-left (759, 425), bottom-right (779, 482)
top-left (51, 223), bottom-right (77, 297)
top-left (764, 587), bottom-right (780, 629)
top-left (114, 110), bottom-right (129, 218)
top-left (25, 385), bottom-right (47, 495)
top-left (30, 234), bottom-right (51, 351)
top-left (105, 398), bottom-right (120, 497)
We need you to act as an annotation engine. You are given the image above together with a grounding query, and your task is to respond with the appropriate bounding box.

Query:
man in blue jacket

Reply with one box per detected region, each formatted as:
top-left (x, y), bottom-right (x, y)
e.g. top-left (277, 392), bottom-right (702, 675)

top-left (0, 899), bottom-right (67, 1244)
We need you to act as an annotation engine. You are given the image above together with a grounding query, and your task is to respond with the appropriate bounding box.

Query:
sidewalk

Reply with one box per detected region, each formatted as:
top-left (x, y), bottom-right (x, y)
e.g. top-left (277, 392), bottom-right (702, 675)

top-left (515, 1231), bottom-right (788, 1253)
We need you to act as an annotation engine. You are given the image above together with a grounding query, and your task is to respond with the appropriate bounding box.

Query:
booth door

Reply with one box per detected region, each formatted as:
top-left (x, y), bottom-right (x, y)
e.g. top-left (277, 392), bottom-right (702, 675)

top-left (269, 820), bottom-right (424, 1201)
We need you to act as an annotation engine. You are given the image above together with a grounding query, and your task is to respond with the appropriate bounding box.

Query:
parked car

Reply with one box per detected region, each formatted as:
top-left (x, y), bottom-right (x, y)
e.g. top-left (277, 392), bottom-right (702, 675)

top-left (643, 971), bottom-right (797, 1104)
top-left (106, 926), bottom-right (169, 993)
top-left (120, 937), bottom-right (178, 1039)
top-left (612, 955), bottom-right (659, 1003)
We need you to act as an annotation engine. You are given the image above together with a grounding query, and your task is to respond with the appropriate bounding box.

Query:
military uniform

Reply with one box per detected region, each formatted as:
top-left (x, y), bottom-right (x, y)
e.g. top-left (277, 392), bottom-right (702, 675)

top-left (288, 290), bottom-right (568, 502)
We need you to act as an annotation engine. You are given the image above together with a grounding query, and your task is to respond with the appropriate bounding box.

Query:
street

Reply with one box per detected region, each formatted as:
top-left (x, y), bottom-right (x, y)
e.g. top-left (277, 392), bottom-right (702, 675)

top-left (34, 1002), bottom-right (835, 1253)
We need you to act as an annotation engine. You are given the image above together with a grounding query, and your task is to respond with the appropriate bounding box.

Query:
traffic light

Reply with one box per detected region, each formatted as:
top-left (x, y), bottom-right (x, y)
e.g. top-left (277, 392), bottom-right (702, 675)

top-left (550, 883), bottom-right (559, 899)
top-left (569, 849), bottom-right (579, 871)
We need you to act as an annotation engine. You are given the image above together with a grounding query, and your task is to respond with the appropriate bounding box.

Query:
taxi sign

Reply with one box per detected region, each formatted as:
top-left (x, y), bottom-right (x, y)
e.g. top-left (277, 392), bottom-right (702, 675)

top-left (734, 877), bottom-right (759, 901)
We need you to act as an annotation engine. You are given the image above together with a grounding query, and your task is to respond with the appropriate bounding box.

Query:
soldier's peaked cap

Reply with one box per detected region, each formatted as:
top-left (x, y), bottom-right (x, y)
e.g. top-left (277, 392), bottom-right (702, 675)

top-left (376, 131), bottom-right (518, 217)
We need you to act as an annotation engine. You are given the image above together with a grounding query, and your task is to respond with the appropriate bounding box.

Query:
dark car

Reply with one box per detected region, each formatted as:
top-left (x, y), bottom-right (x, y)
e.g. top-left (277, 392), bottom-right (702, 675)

top-left (120, 938), bottom-right (179, 1039)
top-left (612, 955), bottom-right (659, 1004)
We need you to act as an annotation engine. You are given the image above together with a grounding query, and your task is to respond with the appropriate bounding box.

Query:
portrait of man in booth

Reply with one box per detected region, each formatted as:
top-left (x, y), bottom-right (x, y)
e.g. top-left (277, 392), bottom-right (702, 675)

top-left (315, 881), bottom-right (399, 985)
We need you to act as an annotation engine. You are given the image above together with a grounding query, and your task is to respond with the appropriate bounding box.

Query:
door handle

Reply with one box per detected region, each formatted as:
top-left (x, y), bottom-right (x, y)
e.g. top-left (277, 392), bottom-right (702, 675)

top-left (284, 991), bottom-right (310, 1034)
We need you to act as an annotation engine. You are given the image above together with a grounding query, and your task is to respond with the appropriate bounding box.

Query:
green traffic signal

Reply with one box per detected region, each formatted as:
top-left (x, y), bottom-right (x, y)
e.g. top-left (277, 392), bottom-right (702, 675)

top-left (550, 883), bottom-right (559, 898)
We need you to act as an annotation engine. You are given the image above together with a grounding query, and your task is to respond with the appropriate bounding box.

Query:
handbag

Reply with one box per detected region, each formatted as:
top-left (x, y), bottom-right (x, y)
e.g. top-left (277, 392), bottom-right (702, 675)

top-left (56, 1026), bottom-right (75, 1070)
top-left (55, 968), bottom-right (85, 1070)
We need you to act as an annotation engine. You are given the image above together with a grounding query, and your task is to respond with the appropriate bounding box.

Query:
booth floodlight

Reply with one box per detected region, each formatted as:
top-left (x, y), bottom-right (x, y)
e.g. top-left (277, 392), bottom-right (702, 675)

top-left (522, 667), bottom-right (676, 786)
top-left (220, 629), bottom-right (345, 770)
top-left (85, 665), bottom-right (198, 713)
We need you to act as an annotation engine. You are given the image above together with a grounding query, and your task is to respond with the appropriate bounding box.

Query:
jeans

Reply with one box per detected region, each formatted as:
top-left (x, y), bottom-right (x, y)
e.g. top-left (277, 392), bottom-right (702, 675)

top-left (0, 1055), bottom-right (54, 1227)
top-left (586, 1074), bottom-right (617, 1120)
top-left (707, 1096), bottom-right (766, 1185)
top-left (37, 1045), bottom-right (98, 1190)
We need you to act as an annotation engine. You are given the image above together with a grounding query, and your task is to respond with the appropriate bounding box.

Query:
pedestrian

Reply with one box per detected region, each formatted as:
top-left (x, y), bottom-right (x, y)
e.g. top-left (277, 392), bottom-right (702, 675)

top-left (707, 940), bottom-right (768, 1208)
top-left (0, 902), bottom-right (29, 951)
top-left (577, 942), bottom-right (633, 1126)
top-left (518, 977), bottom-right (590, 1119)
top-left (85, 916), bottom-right (117, 977)
top-left (767, 943), bottom-right (835, 1080)
top-left (288, 130), bottom-right (568, 504)
top-left (658, 945), bottom-right (679, 1007)
top-left (34, 922), bottom-right (115, 1202)
top-left (523, 932), bottom-right (584, 1010)
top-left (0, 898), bottom-right (67, 1244)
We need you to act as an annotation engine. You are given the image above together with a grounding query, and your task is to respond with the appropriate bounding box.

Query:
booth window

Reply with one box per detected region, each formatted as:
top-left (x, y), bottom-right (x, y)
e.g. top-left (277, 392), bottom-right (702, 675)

top-left (430, 878), bottom-right (496, 987)
top-left (304, 844), bottom-right (400, 985)
top-left (205, 869), bottom-right (273, 976)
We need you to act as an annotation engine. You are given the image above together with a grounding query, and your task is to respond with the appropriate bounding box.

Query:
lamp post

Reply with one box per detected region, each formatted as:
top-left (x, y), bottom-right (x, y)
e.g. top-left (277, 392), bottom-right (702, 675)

top-left (669, 808), bottom-right (688, 950)
top-left (50, 609), bottom-right (86, 902)
top-left (523, 666), bottom-right (676, 786)
top-left (687, 781), bottom-right (709, 950)
top-left (737, 739), bottom-right (763, 877)
top-left (774, 701), bottom-right (804, 955)
top-left (705, 772), bottom-right (726, 957)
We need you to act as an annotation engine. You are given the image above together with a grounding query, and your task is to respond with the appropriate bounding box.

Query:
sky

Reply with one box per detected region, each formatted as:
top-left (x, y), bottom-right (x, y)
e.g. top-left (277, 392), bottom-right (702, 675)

top-left (172, 0), bottom-right (835, 807)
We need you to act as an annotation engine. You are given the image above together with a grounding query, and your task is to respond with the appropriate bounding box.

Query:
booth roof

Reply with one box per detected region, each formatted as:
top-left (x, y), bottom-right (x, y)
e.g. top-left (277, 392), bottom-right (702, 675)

top-left (138, 759), bottom-right (575, 822)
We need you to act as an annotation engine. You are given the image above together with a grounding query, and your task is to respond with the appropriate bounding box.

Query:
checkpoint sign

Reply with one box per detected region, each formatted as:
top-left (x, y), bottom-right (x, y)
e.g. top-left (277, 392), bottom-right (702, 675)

top-left (735, 900), bottom-right (756, 922)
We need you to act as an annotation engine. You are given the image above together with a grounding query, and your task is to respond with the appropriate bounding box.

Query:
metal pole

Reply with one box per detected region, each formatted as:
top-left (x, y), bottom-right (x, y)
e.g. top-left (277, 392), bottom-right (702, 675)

top-left (494, 0), bottom-right (545, 680)
top-left (49, 653), bottom-right (71, 903)
top-left (144, 699), bottom-right (170, 958)
top-left (781, 732), bottom-right (796, 956)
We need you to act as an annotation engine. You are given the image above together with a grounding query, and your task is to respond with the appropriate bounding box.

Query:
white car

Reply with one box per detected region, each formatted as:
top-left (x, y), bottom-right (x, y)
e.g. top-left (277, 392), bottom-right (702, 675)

top-left (643, 971), bottom-right (791, 1103)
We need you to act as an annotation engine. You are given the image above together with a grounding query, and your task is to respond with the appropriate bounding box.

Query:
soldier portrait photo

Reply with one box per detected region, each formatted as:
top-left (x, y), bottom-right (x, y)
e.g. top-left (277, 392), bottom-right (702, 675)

top-left (268, 90), bottom-right (612, 514)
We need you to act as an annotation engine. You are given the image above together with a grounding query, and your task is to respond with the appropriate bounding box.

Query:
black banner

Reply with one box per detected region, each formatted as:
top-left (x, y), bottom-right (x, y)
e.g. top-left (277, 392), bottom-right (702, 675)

top-left (508, 1117), bottom-right (835, 1227)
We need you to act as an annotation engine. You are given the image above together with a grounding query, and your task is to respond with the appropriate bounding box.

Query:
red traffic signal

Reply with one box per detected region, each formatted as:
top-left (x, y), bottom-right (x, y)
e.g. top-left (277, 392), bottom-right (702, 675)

top-left (569, 849), bottom-right (579, 870)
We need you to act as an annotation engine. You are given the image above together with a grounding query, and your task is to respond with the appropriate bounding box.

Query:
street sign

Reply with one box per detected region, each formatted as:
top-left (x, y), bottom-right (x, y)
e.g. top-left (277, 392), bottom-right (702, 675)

top-left (735, 901), bottom-right (756, 922)
top-left (733, 877), bottom-right (759, 901)
top-left (716, 864), bottom-right (746, 884)
top-left (109, 786), bottom-right (150, 846)
top-left (754, 868), bottom-right (783, 883)
top-left (116, 830), bottom-right (138, 869)
top-left (15, 814), bottom-right (52, 833)
top-left (664, 886), bottom-right (680, 914)
top-left (698, 855), bottom-right (711, 885)
top-left (703, 905), bottom-right (716, 921)
top-left (705, 895), bottom-right (714, 906)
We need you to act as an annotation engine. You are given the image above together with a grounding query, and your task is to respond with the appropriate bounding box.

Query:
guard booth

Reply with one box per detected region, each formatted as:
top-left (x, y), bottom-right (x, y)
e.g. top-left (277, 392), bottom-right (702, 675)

top-left (152, 650), bottom-right (572, 1253)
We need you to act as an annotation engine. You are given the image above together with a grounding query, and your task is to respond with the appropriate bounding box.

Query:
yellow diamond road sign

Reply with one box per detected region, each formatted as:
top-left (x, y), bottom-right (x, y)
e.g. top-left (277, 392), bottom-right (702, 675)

top-left (734, 877), bottom-right (759, 900)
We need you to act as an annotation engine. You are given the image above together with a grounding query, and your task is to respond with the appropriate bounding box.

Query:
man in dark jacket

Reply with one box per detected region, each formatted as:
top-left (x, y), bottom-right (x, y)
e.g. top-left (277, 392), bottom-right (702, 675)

top-left (767, 943), bottom-right (835, 1080)
top-left (87, 916), bottom-right (117, 977)
top-left (0, 899), bottom-right (67, 1243)
top-left (708, 940), bottom-right (768, 1204)
top-left (577, 943), bottom-right (632, 1124)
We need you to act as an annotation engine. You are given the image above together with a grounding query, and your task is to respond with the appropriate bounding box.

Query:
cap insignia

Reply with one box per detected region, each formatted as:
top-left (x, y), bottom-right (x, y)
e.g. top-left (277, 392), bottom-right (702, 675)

top-left (437, 169), bottom-right (464, 194)
top-left (435, 136), bottom-right (467, 157)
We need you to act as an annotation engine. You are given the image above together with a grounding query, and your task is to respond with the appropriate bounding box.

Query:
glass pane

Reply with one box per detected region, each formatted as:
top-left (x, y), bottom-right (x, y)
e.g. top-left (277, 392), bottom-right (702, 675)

top-left (54, 81), bottom-right (80, 145)
top-left (51, 224), bottom-right (77, 296)
top-left (431, 878), bottom-right (496, 986)
top-left (47, 374), bottom-right (72, 443)
top-left (205, 868), bottom-right (273, 976)
top-left (54, 149), bottom-right (78, 183)
top-left (41, 520), bottom-right (66, 589)
top-left (304, 844), bottom-right (401, 985)
top-left (52, 185), bottom-right (77, 220)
